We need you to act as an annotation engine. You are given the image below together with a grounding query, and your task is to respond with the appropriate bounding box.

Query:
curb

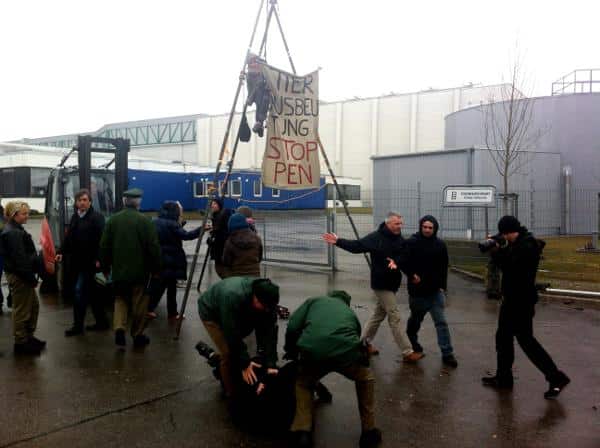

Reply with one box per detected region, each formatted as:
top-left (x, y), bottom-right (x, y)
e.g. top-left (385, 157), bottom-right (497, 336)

top-left (450, 266), bottom-right (600, 309)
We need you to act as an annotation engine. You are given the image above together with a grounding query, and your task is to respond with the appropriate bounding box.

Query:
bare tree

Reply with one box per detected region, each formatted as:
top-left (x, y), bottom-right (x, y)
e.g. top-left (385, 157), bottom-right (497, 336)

top-left (482, 52), bottom-right (543, 215)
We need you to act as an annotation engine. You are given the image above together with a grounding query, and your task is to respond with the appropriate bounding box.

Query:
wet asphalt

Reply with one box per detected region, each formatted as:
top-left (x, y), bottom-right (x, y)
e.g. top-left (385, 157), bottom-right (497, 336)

top-left (0, 263), bottom-right (599, 448)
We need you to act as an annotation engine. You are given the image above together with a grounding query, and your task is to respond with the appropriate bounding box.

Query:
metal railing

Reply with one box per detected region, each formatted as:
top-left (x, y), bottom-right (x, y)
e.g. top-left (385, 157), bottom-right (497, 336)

top-left (551, 69), bottom-right (600, 95)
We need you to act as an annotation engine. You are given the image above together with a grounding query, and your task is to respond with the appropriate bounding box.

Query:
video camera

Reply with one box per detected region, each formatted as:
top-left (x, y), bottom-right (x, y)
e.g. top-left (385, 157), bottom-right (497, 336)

top-left (478, 233), bottom-right (506, 253)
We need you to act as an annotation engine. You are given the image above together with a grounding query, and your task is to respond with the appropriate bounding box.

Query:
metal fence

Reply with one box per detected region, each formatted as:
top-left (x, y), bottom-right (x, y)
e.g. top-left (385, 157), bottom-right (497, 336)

top-left (249, 188), bottom-right (600, 292)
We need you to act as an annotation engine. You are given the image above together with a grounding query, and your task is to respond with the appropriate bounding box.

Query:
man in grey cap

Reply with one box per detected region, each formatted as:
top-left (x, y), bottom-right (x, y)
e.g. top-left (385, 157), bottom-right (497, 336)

top-left (100, 188), bottom-right (161, 348)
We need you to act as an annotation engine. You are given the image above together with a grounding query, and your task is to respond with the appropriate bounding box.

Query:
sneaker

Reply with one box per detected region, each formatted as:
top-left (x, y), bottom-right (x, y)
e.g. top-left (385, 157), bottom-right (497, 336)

top-left (481, 375), bottom-right (514, 389)
top-left (133, 334), bottom-right (150, 348)
top-left (442, 354), bottom-right (458, 368)
top-left (115, 329), bottom-right (126, 347)
top-left (290, 431), bottom-right (312, 448)
top-left (403, 351), bottom-right (425, 363)
top-left (85, 323), bottom-right (110, 332)
top-left (544, 371), bottom-right (570, 399)
top-left (359, 428), bottom-right (382, 448)
top-left (65, 327), bottom-right (84, 337)
top-left (14, 340), bottom-right (41, 355)
top-left (146, 311), bottom-right (158, 319)
top-left (30, 336), bottom-right (47, 349)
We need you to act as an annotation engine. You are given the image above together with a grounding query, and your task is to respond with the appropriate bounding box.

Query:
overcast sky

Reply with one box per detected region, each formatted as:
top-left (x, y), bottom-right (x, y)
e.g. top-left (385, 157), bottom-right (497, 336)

top-left (0, 0), bottom-right (597, 142)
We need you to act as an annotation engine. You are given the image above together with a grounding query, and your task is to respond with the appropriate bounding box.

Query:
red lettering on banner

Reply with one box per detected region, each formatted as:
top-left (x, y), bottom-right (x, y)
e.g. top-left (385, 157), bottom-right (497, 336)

top-left (267, 137), bottom-right (282, 159)
top-left (287, 164), bottom-right (298, 184)
top-left (274, 162), bottom-right (286, 183)
top-left (291, 143), bottom-right (305, 161)
top-left (298, 164), bottom-right (313, 184)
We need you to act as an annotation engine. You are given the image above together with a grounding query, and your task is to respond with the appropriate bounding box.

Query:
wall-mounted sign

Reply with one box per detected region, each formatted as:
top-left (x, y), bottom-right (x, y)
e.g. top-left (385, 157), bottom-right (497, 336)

top-left (442, 185), bottom-right (496, 207)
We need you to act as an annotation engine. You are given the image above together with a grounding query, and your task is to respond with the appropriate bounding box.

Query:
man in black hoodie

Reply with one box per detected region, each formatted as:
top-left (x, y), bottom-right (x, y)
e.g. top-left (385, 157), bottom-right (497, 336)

top-left (403, 215), bottom-right (457, 368)
top-left (481, 216), bottom-right (570, 399)
top-left (323, 211), bottom-right (423, 362)
top-left (56, 189), bottom-right (108, 336)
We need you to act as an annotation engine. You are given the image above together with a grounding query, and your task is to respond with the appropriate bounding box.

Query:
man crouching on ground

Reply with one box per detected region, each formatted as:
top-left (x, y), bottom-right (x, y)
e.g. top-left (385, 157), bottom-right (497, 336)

top-left (285, 290), bottom-right (381, 448)
top-left (198, 277), bottom-right (280, 403)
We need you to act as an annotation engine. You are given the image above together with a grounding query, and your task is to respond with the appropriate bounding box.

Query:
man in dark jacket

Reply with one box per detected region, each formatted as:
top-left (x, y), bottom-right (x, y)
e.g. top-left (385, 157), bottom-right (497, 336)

top-left (198, 277), bottom-right (279, 398)
top-left (100, 188), bottom-right (161, 348)
top-left (482, 216), bottom-right (570, 399)
top-left (208, 198), bottom-right (233, 278)
top-left (148, 201), bottom-right (201, 319)
top-left (222, 213), bottom-right (263, 278)
top-left (403, 215), bottom-right (457, 367)
top-left (56, 189), bottom-right (108, 336)
top-left (285, 291), bottom-right (381, 448)
top-left (0, 201), bottom-right (45, 355)
top-left (322, 212), bottom-right (422, 362)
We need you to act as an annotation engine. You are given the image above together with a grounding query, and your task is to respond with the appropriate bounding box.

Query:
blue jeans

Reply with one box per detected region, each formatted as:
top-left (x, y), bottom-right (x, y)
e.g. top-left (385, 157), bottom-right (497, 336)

top-left (73, 271), bottom-right (107, 329)
top-left (406, 291), bottom-right (454, 356)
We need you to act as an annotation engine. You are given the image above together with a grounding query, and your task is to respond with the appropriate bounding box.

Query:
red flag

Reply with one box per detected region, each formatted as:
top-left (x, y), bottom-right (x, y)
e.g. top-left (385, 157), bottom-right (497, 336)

top-left (40, 217), bottom-right (56, 275)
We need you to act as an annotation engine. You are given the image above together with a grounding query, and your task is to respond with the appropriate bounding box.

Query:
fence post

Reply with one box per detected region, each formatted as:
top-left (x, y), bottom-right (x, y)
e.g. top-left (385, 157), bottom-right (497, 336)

top-left (262, 218), bottom-right (267, 260)
top-left (417, 181), bottom-right (422, 222)
top-left (530, 180), bottom-right (535, 232)
top-left (330, 212), bottom-right (338, 271)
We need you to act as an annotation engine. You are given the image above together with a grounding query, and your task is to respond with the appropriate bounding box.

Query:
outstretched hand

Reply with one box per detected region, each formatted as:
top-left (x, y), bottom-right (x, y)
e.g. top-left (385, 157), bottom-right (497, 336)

top-left (322, 233), bottom-right (338, 245)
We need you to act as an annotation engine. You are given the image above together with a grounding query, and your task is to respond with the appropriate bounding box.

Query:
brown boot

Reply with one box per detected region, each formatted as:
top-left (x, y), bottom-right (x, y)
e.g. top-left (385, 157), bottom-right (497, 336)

top-left (403, 351), bottom-right (425, 363)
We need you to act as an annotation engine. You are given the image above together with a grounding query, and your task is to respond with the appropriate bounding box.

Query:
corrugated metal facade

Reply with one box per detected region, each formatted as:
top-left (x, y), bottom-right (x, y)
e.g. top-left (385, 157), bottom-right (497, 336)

top-left (445, 92), bottom-right (600, 234)
top-left (372, 148), bottom-right (564, 237)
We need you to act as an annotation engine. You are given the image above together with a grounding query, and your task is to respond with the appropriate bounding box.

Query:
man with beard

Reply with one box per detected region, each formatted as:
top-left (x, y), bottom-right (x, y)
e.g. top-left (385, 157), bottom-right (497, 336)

top-left (402, 215), bottom-right (457, 368)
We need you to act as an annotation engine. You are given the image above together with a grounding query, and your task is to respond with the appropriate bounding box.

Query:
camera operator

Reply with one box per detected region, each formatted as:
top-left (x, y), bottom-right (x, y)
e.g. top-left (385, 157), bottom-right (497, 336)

top-left (481, 216), bottom-right (570, 399)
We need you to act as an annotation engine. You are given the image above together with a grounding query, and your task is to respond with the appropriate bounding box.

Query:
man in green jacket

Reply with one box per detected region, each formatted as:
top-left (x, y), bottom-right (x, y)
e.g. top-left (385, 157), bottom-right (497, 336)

top-left (198, 276), bottom-right (280, 398)
top-left (100, 188), bottom-right (161, 348)
top-left (285, 291), bottom-right (381, 448)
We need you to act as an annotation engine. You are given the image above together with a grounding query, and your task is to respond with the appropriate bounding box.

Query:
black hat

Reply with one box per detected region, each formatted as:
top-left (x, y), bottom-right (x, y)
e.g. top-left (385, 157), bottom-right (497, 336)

top-left (498, 215), bottom-right (521, 234)
top-left (123, 188), bottom-right (143, 198)
top-left (252, 279), bottom-right (280, 310)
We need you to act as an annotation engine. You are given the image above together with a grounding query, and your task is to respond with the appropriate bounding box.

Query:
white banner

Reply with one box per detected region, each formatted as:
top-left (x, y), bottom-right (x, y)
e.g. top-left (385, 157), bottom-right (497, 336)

top-left (260, 64), bottom-right (320, 190)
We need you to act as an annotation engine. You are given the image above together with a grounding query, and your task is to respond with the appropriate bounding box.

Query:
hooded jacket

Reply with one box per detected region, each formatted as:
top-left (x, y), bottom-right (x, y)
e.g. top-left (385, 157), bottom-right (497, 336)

top-left (491, 227), bottom-right (541, 305)
top-left (284, 291), bottom-right (362, 368)
top-left (404, 215), bottom-right (449, 297)
top-left (336, 222), bottom-right (407, 292)
top-left (222, 228), bottom-right (263, 277)
top-left (198, 276), bottom-right (278, 368)
top-left (153, 202), bottom-right (201, 280)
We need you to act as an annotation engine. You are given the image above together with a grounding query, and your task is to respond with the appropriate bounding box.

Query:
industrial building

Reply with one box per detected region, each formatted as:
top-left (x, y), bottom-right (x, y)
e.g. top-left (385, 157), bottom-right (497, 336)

top-left (13, 83), bottom-right (507, 203)
top-left (372, 71), bottom-right (600, 236)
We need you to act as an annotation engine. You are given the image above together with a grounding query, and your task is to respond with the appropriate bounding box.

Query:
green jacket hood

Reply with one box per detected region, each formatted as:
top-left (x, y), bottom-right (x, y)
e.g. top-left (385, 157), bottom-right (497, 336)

top-left (330, 290), bottom-right (352, 306)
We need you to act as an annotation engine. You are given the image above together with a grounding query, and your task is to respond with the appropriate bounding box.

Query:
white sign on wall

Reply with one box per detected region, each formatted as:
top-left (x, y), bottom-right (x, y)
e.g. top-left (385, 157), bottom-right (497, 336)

top-left (442, 185), bottom-right (496, 207)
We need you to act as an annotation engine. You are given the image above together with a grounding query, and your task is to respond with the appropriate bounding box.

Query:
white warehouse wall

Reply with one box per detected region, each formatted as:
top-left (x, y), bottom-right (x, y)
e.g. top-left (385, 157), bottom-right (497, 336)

top-left (196, 84), bottom-right (508, 202)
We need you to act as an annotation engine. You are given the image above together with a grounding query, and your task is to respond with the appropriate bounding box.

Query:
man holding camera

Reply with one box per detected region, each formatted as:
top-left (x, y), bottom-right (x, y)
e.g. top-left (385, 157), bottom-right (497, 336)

top-left (197, 277), bottom-right (280, 399)
top-left (285, 290), bottom-right (381, 448)
top-left (481, 216), bottom-right (570, 399)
